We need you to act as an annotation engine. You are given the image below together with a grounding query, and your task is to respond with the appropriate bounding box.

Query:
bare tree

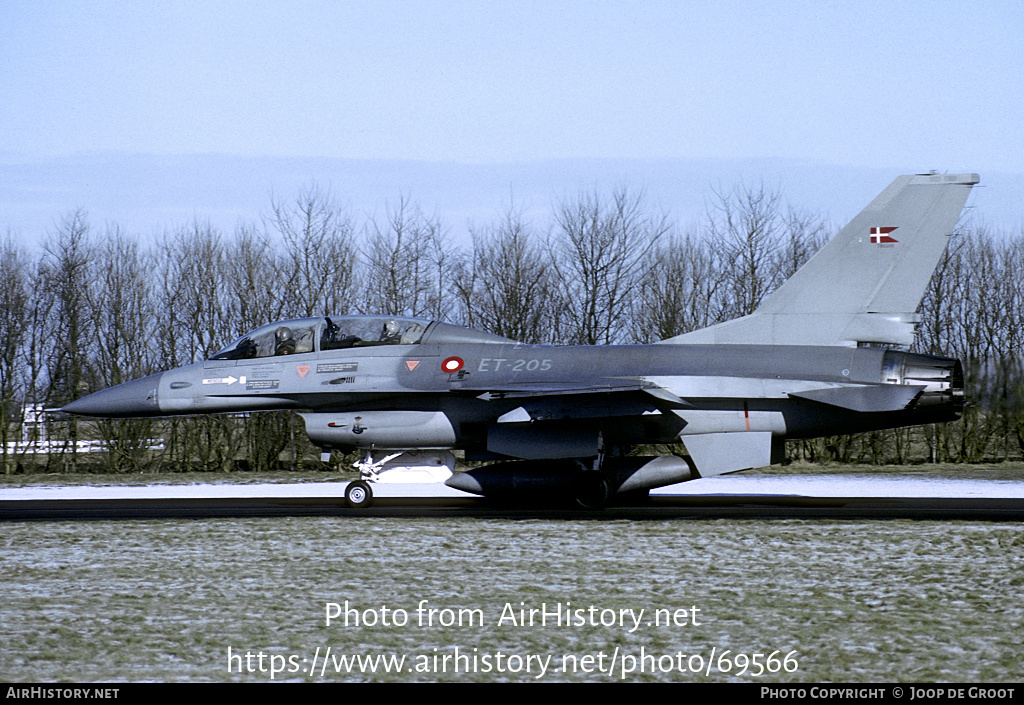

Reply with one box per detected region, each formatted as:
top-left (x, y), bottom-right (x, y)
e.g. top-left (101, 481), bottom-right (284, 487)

top-left (777, 206), bottom-right (829, 279)
top-left (39, 211), bottom-right (95, 470)
top-left (164, 221), bottom-right (229, 361)
top-left (269, 184), bottom-right (358, 318)
top-left (704, 182), bottom-right (784, 319)
top-left (0, 237), bottom-right (31, 473)
top-left (421, 218), bottom-right (457, 322)
top-left (153, 222), bottom-right (243, 471)
top-left (225, 224), bottom-right (286, 331)
top-left (86, 228), bottom-right (157, 472)
top-left (361, 196), bottom-right (446, 318)
top-left (88, 227), bottom-right (155, 386)
top-left (629, 230), bottom-right (724, 343)
top-left (454, 207), bottom-right (554, 343)
top-left (550, 187), bottom-right (668, 345)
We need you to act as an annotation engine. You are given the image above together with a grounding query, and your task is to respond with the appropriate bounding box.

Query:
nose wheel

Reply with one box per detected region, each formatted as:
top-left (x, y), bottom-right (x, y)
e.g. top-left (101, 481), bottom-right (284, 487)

top-left (345, 480), bottom-right (373, 508)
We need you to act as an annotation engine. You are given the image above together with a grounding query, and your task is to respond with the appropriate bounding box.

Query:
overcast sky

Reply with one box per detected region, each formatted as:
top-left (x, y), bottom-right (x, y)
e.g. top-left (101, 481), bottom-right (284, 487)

top-left (1, 1), bottom-right (1021, 239)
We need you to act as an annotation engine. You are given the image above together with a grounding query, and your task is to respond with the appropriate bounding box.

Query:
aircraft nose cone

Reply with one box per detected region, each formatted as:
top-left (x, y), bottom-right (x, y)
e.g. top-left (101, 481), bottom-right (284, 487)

top-left (61, 373), bottom-right (163, 417)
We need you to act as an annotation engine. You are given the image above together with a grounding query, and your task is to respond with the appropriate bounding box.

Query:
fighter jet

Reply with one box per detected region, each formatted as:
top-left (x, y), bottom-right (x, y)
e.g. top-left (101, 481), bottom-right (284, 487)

top-left (62, 173), bottom-right (979, 508)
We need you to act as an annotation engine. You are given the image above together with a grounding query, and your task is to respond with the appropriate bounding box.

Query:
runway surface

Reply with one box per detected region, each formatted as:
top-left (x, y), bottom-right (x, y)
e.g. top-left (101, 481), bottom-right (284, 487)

top-left (3, 473), bottom-right (1023, 520)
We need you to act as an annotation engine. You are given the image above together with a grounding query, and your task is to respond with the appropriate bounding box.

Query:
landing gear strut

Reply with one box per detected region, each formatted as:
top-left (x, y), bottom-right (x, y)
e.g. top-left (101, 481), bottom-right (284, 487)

top-left (353, 450), bottom-right (404, 481)
top-left (573, 435), bottom-right (613, 509)
top-left (344, 449), bottom-right (399, 508)
top-left (344, 449), bottom-right (456, 508)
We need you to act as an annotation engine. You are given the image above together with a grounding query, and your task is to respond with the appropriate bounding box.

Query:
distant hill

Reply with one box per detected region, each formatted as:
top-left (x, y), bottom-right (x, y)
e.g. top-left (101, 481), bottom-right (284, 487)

top-left (2, 152), bottom-right (1019, 247)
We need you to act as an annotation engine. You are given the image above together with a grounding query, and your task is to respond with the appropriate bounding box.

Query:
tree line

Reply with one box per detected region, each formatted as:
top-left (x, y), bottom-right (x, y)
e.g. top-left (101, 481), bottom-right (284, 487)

top-left (1, 183), bottom-right (1020, 474)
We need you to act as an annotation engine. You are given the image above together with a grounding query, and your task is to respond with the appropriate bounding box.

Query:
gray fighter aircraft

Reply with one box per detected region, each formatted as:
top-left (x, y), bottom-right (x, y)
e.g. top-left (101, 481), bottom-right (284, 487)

top-left (63, 173), bottom-right (979, 507)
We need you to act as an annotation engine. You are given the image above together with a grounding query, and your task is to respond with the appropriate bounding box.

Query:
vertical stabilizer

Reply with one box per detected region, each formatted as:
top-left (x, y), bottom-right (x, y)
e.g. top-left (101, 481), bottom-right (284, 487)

top-left (660, 173), bottom-right (979, 347)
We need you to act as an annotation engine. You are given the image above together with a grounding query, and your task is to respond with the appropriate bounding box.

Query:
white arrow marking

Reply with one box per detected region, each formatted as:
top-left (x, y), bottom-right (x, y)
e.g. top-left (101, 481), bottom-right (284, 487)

top-left (202, 376), bottom-right (238, 385)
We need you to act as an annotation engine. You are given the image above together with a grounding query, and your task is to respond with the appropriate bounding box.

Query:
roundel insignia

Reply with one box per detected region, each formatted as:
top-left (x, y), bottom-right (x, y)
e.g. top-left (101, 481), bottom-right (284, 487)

top-left (442, 356), bottom-right (464, 373)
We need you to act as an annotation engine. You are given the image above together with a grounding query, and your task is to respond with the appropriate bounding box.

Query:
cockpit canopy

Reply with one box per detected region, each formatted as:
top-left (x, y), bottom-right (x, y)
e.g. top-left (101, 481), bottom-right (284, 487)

top-left (210, 316), bottom-right (430, 360)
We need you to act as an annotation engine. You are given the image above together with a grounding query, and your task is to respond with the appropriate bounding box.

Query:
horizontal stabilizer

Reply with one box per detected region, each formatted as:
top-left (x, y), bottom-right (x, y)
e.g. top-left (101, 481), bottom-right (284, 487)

top-left (788, 384), bottom-right (922, 413)
top-left (680, 431), bottom-right (780, 478)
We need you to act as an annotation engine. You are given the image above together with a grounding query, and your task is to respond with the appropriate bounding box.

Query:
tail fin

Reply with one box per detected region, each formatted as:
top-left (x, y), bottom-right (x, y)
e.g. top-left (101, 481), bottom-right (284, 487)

top-left (660, 172), bottom-right (979, 347)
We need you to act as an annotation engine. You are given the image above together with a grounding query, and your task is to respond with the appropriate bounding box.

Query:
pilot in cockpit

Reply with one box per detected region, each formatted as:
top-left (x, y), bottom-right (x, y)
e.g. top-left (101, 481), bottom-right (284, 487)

top-left (380, 320), bottom-right (401, 344)
top-left (275, 327), bottom-right (296, 355)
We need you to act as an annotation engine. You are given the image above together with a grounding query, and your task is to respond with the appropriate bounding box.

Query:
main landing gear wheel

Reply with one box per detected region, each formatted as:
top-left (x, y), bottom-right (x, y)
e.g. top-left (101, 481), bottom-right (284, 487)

top-left (346, 480), bottom-right (374, 508)
top-left (574, 471), bottom-right (611, 509)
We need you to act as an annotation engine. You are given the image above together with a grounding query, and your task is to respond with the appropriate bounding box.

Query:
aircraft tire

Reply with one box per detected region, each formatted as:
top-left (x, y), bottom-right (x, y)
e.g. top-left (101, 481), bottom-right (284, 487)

top-left (346, 480), bottom-right (374, 508)
top-left (574, 472), bottom-right (610, 510)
